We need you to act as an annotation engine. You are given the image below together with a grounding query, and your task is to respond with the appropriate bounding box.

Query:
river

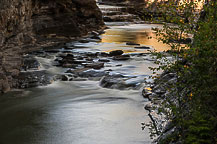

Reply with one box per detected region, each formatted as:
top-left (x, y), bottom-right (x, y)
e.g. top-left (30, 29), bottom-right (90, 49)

top-left (0, 5), bottom-right (169, 144)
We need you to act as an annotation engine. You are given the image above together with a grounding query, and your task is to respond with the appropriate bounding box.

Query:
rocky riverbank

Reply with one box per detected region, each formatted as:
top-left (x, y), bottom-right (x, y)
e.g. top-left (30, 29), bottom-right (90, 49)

top-left (0, 0), bottom-right (104, 93)
top-left (142, 69), bottom-right (182, 143)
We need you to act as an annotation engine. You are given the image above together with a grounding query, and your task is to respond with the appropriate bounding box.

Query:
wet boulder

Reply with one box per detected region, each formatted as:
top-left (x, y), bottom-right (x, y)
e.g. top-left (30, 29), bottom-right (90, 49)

top-left (126, 42), bottom-right (140, 46)
top-left (91, 35), bottom-right (101, 40)
top-left (66, 68), bottom-right (90, 74)
top-left (66, 68), bottom-right (108, 78)
top-left (79, 39), bottom-right (89, 43)
top-left (100, 76), bottom-right (125, 89)
top-left (44, 49), bottom-right (60, 53)
top-left (99, 52), bottom-right (110, 57)
top-left (125, 77), bottom-right (144, 87)
top-left (61, 75), bottom-right (68, 81)
top-left (86, 52), bottom-right (98, 58)
top-left (113, 55), bottom-right (130, 61)
top-left (134, 46), bottom-right (151, 49)
top-left (77, 70), bottom-right (108, 78)
top-left (142, 88), bottom-right (152, 99)
top-left (84, 62), bottom-right (104, 69)
top-left (58, 54), bottom-right (75, 64)
top-left (100, 74), bottom-right (143, 90)
top-left (98, 59), bottom-right (110, 62)
top-left (85, 58), bottom-right (94, 62)
top-left (17, 70), bottom-right (52, 88)
top-left (62, 64), bottom-right (79, 68)
top-left (22, 56), bottom-right (40, 71)
top-left (103, 16), bottom-right (113, 22)
top-left (109, 50), bottom-right (124, 56)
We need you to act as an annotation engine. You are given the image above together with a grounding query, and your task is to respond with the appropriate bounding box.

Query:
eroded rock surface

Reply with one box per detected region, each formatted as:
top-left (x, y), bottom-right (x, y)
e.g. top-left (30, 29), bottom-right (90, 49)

top-left (0, 0), bottom-right (104, 93)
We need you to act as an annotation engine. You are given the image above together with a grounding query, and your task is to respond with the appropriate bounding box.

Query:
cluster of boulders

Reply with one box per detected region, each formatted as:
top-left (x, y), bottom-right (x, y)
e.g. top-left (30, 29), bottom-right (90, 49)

top-left (53, 48), bottom-right (148, 90)
top-left (55, 49), bottom-right (130, 68)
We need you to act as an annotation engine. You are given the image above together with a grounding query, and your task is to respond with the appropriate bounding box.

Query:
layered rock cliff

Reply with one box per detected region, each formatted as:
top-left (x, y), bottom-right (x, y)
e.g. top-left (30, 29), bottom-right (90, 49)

top-left (0, 0), bottom-right (104, 93)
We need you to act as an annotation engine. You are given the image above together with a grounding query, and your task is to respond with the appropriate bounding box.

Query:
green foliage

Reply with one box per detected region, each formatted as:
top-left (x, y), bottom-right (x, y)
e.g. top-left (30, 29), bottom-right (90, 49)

top-left (148, 0), bottom-right (217, 143)
top-left (183, 111), bottom-right (214, 144)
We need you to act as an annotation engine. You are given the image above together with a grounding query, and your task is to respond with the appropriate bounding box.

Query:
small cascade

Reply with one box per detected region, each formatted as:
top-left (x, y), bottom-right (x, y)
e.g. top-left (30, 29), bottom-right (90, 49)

top-left (98, 4), bottom-right (141, 23)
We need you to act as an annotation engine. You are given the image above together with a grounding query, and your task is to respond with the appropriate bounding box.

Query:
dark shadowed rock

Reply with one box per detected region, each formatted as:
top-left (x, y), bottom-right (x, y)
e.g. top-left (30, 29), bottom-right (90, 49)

top-left (98, 59), bottom-right (110, 62)
top-left (22, 56), bottom-right (40, 71)
top-left (44, 49), bottom-right (60, 53)
top-left (142, 88), bottom-right (152, 98)
top-left (100, 74), bottom-right (143, 90)
top-left (103, 16), bottom-right (113, 22)
top-left (79, 39), bottom-right (89, 43)
top-left (91, 35), bottom-right (101, 40)
top-left (100, 76), bottom-right (124, 89)
top-left (113, 55), bottom-right (130, 61)
top-left (86, 52), bottom-right (98, 57)
top-left (109, 50), bottom-right (124, 56)
top-left (66, 68), bottom-right (91, 74)
top-left (61, 75), bottom-right (68, 81)
top-left (17, 71), bottom-right (52, 88)
top-left (75, 69), bottom-right (108, 78)
top-left (99, 52), bottom-right (110, 57)
top-left (126, 42), bottom-right (140, 46)
top-left (62, 64), bottom-right (79, 68)
top-left (84, 63), bottom-right (104, 69)
top-left (116, 64), bottom-right (123, 67)
top-left (134, 46), bottom-right (151, 49)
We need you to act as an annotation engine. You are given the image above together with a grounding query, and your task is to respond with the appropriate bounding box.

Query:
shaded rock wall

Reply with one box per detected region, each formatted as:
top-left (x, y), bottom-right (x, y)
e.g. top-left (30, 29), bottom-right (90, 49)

top-left (100, 0), bottom-right (146, 4)
top-left (0, 0), bottom-right (104, 93)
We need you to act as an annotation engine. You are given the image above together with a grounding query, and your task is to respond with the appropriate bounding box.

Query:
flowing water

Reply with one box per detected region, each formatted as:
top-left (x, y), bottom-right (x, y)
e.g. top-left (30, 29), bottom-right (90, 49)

top-left (0, 4), bottom-right (170, 144)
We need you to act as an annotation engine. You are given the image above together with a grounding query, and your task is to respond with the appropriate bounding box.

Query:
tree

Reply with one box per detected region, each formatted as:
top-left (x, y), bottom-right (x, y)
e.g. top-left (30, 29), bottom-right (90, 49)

top-left (148, 0), bottom-right (217, 143)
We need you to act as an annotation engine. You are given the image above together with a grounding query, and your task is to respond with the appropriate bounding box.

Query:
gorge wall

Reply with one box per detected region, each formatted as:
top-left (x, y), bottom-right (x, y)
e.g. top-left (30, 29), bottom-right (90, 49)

top-left (0, 0), bottom-right (104, 93)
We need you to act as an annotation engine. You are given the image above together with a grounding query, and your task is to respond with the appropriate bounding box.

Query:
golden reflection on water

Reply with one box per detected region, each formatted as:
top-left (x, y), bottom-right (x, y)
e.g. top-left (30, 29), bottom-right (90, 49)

top-left (101, 25), bottom-right (171, 52)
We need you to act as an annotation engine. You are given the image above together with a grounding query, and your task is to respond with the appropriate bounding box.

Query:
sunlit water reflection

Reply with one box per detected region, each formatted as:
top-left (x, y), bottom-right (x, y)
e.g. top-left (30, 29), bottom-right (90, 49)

top-left (101, 24), bottom-right (170, 52)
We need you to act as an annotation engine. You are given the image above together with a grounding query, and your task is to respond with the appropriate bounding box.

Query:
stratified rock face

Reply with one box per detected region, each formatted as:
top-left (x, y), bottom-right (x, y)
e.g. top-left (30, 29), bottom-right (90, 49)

top-left (0, 0), bottom-right (104, 93)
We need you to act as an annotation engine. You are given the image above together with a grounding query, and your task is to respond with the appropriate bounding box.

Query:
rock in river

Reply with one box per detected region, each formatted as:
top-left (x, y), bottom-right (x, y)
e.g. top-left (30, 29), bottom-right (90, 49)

top-left (126, 42), bottom-right (140, 46)
top-left (17, 70), bottom-right (52, 88)
top-left (113, 55), bottom-right (130, 61)
top-left (100, 75), bottom-right (144, 90)
top-left (134, 46), bottom-right (151, 49)
top-left (98, 59), bottom-right (110, 62)
top-left (84, 62), bottom-right (104, 69)
top-left (22, 56), bottom-right (40, 71)
top-left (109, 50), bottom-right (124, 56)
